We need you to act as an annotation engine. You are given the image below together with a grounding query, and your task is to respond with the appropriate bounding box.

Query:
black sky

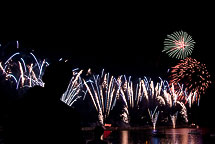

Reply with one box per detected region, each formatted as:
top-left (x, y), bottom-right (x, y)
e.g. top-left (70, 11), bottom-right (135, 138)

top-left (9, 9), bottom-right (214, 79)
top-left (1, 7), bottom-right (214, 77)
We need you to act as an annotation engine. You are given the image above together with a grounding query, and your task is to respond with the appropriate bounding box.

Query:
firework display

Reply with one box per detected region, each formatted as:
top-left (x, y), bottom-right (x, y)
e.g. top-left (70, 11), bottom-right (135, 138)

top-left (116, 76), bottom-right (160, 125)
top-left (169, 57), bottom-right (211, 102)
top-left (142, 77), bottom-right (190, 126)
top-left (115, 76), bottom-right (144, 123)
top-left (163, 31), bottom-right (195, 59)
top-left (0, 35), bottom-right (212, 129)
top-left (170, 111), bottom-right (178, 128)
top-left (148, 106), bottom-right (159, 129)
top-left (61, 69), bottom-right (86, 106)
top-left (0, 52), bottom-right (49, 89)
top-left (83, 70), bottom-right (118, 125)
top-left (80, 70), bottom-right (196, 127)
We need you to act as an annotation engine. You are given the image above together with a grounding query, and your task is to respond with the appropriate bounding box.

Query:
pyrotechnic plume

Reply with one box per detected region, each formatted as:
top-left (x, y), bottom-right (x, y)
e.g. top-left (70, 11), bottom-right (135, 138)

top-left (176, 83), bottom-right (199, 107)
top-left (148, 106), bottom-right (159, 129)
top-left (0, 52), bottom-right (49, 89)
top-left (116, 76), bottom-right (147, 124)
top-left (169, 57), bottom-right (211, 102)
top-left (142, 77), bottom-right (166, 108)
top-left (117, 76), bottom-right (179, 125)
top-left (163, 31), bottom-right (195, 59)
top-left (120, 106), bottom-right (129, 124)
top-left (61, 69), bottom-right (87, 106)
top-left (176, 101), bottom-right (188, 123)
top-left (83, 69), bottom-right (118, 125)
top-left (116, 75), bottom-right (192, 125)
top-left (157, 78), bottom-right (190, 123)
top-left (116, 75), bottom-right (169, 124)
top-left (170, 111), bottom-right (178, 128)
top-left (117, 76), bottom-right (146, 109)
top-left (158, 77), bottom-right (198, 108)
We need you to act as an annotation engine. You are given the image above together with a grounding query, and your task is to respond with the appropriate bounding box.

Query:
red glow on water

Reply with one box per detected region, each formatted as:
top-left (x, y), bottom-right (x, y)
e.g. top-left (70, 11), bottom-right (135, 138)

top-left (104, 130), bottom-right (112, 139)
top-left (104, 123), bottom-right (112, 138)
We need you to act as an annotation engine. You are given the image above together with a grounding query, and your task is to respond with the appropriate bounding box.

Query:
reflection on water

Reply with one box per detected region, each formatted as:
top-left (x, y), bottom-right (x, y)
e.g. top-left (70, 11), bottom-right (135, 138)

top-left (83, 128), bottom-right (215, 144)
top-left (120, 131), bottom-right (128, 144)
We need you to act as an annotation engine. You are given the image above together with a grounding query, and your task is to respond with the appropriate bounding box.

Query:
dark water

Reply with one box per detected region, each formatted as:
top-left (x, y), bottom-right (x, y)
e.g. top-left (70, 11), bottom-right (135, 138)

top-left (83, 128), bottom-right (215, 144)
top-left (1, 127), bottom-right (215, 143)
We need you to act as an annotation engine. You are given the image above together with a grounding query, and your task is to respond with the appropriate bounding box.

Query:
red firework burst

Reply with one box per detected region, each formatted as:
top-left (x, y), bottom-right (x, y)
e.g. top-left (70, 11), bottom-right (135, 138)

top-left (169, 57), bottom-right (211, 99)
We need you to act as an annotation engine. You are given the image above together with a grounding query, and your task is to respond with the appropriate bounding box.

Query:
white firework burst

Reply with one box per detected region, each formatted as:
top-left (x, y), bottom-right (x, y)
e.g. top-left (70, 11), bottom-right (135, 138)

top-left (163, 31), bottom-right (195, 59)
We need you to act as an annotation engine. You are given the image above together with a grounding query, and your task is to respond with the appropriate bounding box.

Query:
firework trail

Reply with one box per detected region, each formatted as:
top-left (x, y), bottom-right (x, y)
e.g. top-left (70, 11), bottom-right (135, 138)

top-left (83, 69), bottom-right (118, 125)
top-left (119, 76), bottom-right (151, 107)
top-left (156, 96), bottom-right (166, 106)
top-left (163, 31), bottom-right (195, 59)
top-left (16, 40), bottom-right (19, 49)
top-left (159, 77), bottom-right (198, 108)
top-left (116, 76), bottom-right (147, 124)
top-left (176, 101), bottom-right (188, 123)
top-left (0, 52), bottom-right (49, 89)
top-left (159, 80), bottom-right (189, 123)
top-left (170, 111), bottom-right (178, 128)
top-left (176, 83), bottom-right (199, 107)
top-left (116, 76), bottom-right (173, 124)
top-left (116, 76), bottom-right (145, 109)
top-left (61, 69), bottom-right (87, 106)
top-left (141, 77), bottom-right (166, 108)
top-left (168, 57), bottom-right (211, 103)
top-left (148, 106), bottom-right (160, 129)
top-left (117, 76), bottom-right (171, 125)
top-left (148, 77), bottom-right (192, 124)
top-left (115, 75), bottom-right (193, 125)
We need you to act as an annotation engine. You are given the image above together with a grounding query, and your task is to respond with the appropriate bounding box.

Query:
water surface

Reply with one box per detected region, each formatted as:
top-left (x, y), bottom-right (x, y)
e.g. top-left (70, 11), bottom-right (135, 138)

top-left (83, 128), bottom-right (215, 144)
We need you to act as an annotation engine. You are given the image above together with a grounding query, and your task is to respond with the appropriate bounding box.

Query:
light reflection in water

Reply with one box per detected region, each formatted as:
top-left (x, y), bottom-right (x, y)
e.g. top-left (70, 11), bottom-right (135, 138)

top-left (83, 128), bottom-right (215, 144)
top-left (120, 131), bottom-right (128, 144)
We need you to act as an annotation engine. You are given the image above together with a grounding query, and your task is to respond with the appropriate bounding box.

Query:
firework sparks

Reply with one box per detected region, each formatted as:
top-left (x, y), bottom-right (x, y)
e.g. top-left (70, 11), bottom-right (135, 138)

top-left (163, 31), bottom-right (195, 59)
top-left (61, 69), bottom-right (85, 106)
top-left (16, 40), bottom-right (19, 49)
top-left (0, 52), bottom-right (49, 89)
top-left (116, 74), bottom-right (196, 126)
top-left (117, 76), bottom-right (144, 109)
top-left (169, 57), bottom-right (211, 101)
top-left (116, 76), bottom-right (146, 124)
top-left (170, 111), bottom-right (178, 128)
top-left (156, 96), bottom-right (166, 106)
top-left (116, 75), bottom-right (190, 126)
top-left (155, 78), bottom-right (192, 124)
top-left (0, 50), bottom-right (201, 127)
top-left (83, 70), bottom-right (118, 125)
top-left (148, 106), bottom-right (159, 129)
top-left (176, 101), bottom-right (188, 123)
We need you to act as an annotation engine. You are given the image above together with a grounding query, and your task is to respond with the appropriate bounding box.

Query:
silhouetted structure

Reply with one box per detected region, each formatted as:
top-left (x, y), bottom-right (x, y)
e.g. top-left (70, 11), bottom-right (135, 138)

top-left (87, 126), bottom-right (108, 144)
top-left (0, 75), bottom-right (18, 144)
top-left (5, 61), bottom-right (82, 144)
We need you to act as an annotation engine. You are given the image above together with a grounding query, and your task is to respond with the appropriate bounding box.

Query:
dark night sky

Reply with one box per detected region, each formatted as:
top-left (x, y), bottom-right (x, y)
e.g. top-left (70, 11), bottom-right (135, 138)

top-left (1, 7), bottom-right (214, 81)
top-left (1, 4), bottom-right (214, 71)
top-left (10, 9), bottom-right (214, 79)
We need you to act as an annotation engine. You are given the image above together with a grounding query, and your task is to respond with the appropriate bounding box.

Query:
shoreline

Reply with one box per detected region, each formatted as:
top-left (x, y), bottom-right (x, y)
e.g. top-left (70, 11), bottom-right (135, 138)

top-left (81, 125), bottom-right (196, 131)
